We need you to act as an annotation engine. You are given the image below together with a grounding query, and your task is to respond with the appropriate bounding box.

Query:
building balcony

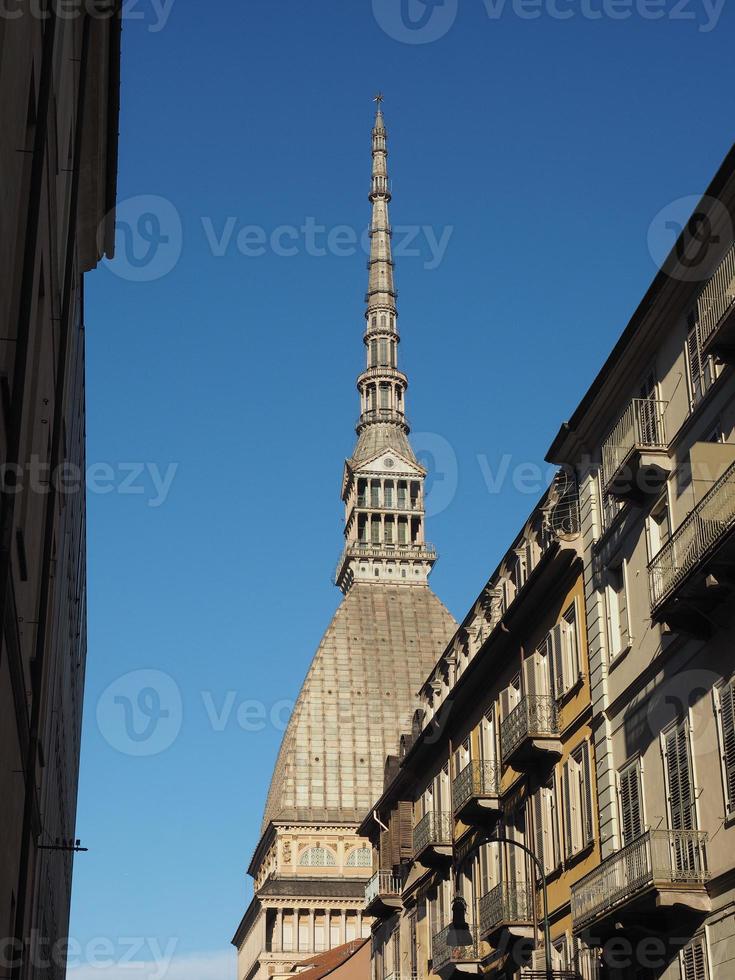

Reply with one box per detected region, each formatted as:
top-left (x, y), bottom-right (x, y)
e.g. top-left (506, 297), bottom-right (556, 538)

top-left (500, 696), bottom-right (561, 769)
top-left (364, 870), bottom-right (403, 918)
top-left (413, 810), bottom-right (452, 867)
top-left (451, 761), bottom-right (501, 826)
top-left (648, 459), bottom-right (735, 632)
top-left (357, 407), bottom-right (408, 429)
top-left (601, 398), bottom-right (670, 500)
top-left (478, 881), bottom-right (534, 943)
top-left (335, 541), bottom-right (437, 584)
top-left (698, 240), bottom-right (735, 359)
top-left (570, 830), bottom-right (710, 935)
top-left (431, 924), bottom-right (481, 978)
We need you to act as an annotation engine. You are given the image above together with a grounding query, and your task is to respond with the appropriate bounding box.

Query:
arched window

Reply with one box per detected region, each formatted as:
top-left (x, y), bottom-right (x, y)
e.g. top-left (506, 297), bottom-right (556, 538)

top-left (299, 846), bottom-right (336, 867)
top-left (346, 847), bottom-right (372, 868)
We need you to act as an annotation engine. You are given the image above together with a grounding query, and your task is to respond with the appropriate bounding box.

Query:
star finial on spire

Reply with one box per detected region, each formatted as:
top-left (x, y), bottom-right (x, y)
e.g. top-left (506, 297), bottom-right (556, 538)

top-left (373, 91), bottom-right (384, 107)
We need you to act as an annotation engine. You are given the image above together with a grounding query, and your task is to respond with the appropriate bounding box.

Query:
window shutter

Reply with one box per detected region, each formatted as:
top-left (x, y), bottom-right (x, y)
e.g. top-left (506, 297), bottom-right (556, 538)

top-left (681, 937), bottom-right (708, 980)
top-left (499, 687), bottom-right (511, 722)
top-left (665, 723), bottom-right (695, 832)
top-left (581, 741), bottom-right (594, 846)
top-left (533, 790), bottom-right (545, 874)
top-left (550, 625), bottom-right (565, 698)
top-left (617, 567), bottom-right (629, 649)
top-left (687, 321), bottom-right (704, 405)
top-left (379, 828), bottom-right (391, 869)
top-left (562, 761), bottom-right (574, 857)
top-left (524, 654), bottom-right (537, 698)
top-left (619, 761), bottom-right (643, 845)
top-left (398, 801), bottom-right (414, 860)
top-left (719, 680), bottom-right (735, 816)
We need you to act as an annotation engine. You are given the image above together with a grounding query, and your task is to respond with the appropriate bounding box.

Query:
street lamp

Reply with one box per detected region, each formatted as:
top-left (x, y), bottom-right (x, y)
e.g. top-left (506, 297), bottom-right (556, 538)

top-left (447, 829), bottom-right (553, 980)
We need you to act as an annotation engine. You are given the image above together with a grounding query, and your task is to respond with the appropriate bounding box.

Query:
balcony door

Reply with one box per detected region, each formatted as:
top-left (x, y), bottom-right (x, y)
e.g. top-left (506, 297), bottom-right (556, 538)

top-left (479, 706), bottom-right (496, 764)
top-left (639, 371), bottom-right (660, 445)
top-left (523, 645), bottom-right (551, 698)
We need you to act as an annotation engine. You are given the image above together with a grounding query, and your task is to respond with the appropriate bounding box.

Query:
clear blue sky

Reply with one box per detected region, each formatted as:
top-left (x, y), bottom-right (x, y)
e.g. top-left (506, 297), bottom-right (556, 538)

top-left (70, 1), bottom-right (734, 977)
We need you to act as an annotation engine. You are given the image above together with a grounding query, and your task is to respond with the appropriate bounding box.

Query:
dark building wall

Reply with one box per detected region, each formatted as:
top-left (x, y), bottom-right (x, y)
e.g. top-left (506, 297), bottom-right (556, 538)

top-left (0, 6), bottom-right (120, 979)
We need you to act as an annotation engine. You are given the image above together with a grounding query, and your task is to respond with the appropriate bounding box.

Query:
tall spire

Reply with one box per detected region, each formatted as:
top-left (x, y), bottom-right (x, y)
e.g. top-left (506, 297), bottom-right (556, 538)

top-left (358, 96), bottom-right (406, 438)
top-left (334, 99), bottom-right (437, 593)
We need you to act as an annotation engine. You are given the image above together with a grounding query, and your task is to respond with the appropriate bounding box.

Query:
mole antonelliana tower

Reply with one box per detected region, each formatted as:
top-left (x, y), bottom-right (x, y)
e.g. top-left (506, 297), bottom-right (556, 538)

top-left (231, 99), bottom-right (456, 980)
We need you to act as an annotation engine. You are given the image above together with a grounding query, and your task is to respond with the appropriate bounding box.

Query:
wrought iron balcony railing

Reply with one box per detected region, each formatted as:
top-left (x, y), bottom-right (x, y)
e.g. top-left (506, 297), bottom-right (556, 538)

top-left (697, 240), bottom-right (735, 348)
top-left (500, 695), bottom-right (559, 764)
top-left (432, 924), bottom-right (480, 972)
top-left (571, 829), bottom-right (709, 930)
top-left (452, 761), bottom-right (500, 814)
top-left (601, 398), bottom-right (668, 491)
top-left (648, 459), bottom-right (735, 610)
top-left (478, 880), bottom-right (534, 936)
top-left (365, 869), bottom-right (403, 907)
top-left (413, 810), bottom-right (452, 856)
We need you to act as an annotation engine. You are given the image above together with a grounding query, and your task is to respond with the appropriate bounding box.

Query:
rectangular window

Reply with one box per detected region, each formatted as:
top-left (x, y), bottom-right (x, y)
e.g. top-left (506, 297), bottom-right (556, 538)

top-left (384, 518), bottom-right (394, 544)
top-left (606, 563), bottom-right (629, 659)
top-left (563, 740), bottom-right (594, 857)
top-left (370, 481), bottom-right (380, 507)
top-left (397, 518), bottom-right (407, 544)
top-left (619, 758), bottom-right (644, 845)
top-left (681, 935), bottom-right (709, 980)
top-left (397, 482), bottom-right (407, 509)
top-left (383, 482), bottom-right (393, 507)
top-left (371, 517), bottom-right (380, 544)
top-left (715, 677), bottom-right (735, 819)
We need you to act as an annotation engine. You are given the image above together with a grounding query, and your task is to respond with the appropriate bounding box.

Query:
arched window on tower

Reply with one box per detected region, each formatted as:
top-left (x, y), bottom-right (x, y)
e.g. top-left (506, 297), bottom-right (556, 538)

top-left (379, 384), bottom-right (389, 410)
top-left (299, 846), bottom-right (336, 867)
top-left (370, 339), bottom-right (378, 367)
top-left (380, 314), bottom-right (387, 329)
top-left (379, 338), bottom-right (388, 365)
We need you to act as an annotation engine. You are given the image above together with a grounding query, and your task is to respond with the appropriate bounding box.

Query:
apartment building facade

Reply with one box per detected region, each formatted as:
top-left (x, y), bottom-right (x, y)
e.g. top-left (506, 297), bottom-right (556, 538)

top-left (359, 475), bottom-right (603, 979)
top-left (0, 7), bottom-right (120, 980)
top-left (546, 145), bottom-right (735, 978)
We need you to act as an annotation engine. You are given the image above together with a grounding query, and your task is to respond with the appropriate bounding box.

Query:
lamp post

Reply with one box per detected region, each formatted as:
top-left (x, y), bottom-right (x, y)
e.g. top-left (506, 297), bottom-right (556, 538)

top-left (447, 829), bottom-right (553, 980)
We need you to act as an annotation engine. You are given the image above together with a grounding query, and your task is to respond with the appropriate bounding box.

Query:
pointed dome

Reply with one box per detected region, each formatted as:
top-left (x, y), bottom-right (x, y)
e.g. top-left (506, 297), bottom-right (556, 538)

top-left (261, 583), bottom-right (455, 831)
